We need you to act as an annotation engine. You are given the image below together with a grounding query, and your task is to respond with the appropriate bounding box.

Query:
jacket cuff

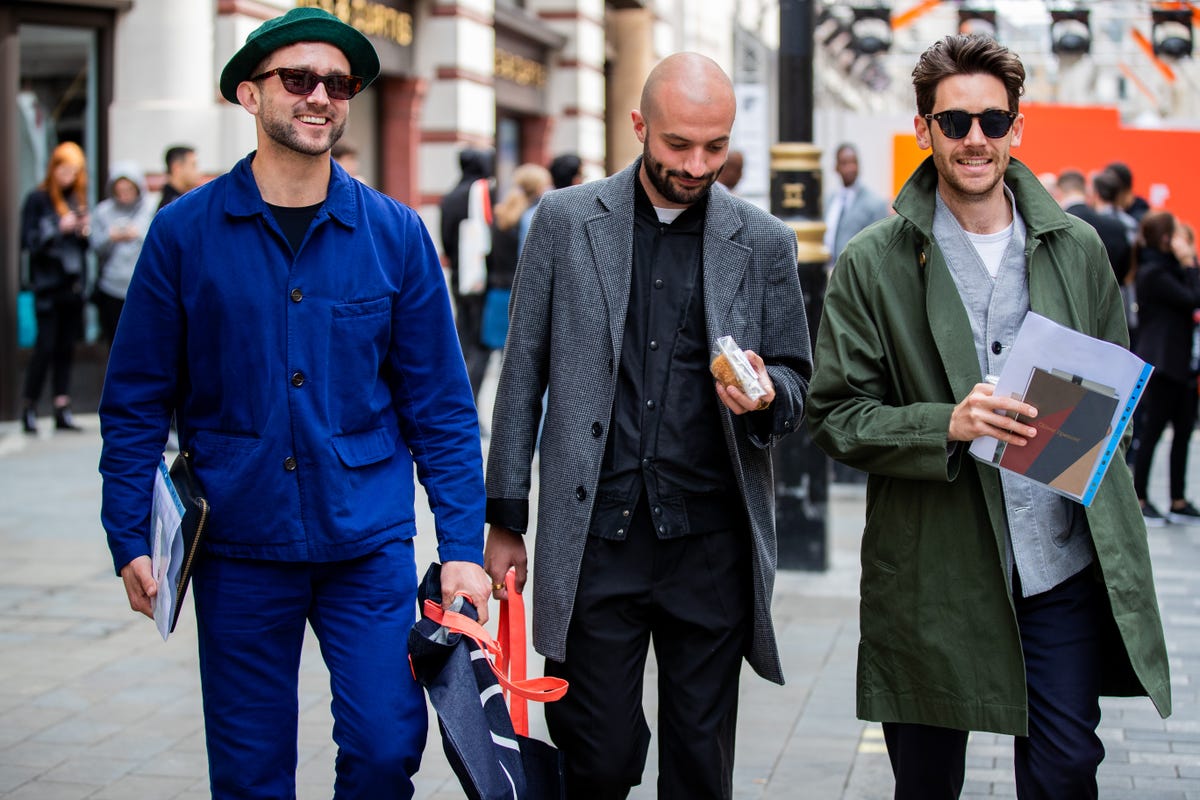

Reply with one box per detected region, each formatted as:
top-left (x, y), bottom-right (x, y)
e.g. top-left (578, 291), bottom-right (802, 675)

top-left (109, 537), bottom-right (149, 577)
top-left (486, 497), bottom-right (529, 533)
top-left (436, 543), bottom-right (485, 566)
top-left (946, 441), bottom-right (964, 481)
top-left (745, 407), bottom-right (775, 448)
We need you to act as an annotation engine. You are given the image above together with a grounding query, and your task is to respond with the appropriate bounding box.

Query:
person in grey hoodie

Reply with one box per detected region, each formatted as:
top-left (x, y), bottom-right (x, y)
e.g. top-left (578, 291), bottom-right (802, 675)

top-left (91, 161), bottom-right (155, 344)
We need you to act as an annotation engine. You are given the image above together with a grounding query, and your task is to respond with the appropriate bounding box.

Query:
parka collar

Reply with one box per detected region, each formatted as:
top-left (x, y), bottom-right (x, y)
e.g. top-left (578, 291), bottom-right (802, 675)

top-left (893, 156), bottom-right (1072, 240)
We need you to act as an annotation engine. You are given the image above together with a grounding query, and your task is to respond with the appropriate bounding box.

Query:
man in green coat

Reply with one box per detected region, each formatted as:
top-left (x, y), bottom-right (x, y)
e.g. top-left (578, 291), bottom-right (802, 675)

top-left (808, 35), bottom-right (1170, 799)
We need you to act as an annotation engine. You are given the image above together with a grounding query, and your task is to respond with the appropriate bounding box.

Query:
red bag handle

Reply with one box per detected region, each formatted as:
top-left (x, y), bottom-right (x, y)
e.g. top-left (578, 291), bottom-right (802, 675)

top-left (498, 570), bottom-right (529, 734)
top-left (422, 594), bottom-right (568, 713)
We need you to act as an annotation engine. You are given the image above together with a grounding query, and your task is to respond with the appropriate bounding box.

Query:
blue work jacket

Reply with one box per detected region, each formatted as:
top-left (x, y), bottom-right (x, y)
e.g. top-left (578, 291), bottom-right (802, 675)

top-left (99, 154), bottom-right (484, 573)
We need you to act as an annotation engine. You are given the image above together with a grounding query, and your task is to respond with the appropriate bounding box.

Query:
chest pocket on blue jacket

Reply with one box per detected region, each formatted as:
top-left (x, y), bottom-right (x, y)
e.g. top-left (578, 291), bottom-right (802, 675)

top-left (329, 296), bottom-right (392, 428)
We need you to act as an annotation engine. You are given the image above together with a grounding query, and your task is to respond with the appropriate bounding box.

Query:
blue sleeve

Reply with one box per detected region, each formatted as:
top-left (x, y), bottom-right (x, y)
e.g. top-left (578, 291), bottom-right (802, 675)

top-left (386, 210), bottom-right (485, 565)
top-left (98, 218), bottom-right (184, 574)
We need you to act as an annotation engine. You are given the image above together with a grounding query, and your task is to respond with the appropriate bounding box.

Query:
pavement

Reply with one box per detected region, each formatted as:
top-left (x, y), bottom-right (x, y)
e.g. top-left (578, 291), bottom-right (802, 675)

top-left (1, 400), bottom-right (1198, 798)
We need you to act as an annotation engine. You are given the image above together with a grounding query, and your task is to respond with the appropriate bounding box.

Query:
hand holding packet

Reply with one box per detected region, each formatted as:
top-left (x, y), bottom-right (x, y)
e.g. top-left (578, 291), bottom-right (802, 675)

top-left (710, 335), bottom-right (767, 403)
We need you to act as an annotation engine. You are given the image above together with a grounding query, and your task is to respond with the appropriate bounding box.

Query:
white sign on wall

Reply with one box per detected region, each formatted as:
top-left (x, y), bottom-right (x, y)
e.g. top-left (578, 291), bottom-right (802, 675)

top-left (732, 82), bottom-right (770, 211)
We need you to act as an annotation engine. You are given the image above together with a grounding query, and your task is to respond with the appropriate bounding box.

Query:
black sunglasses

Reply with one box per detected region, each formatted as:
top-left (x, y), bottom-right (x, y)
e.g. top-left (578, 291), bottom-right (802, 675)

top-left (250, 67), bottom-right (364, 101)
top-left (924, 109), bottom-right (1017, 139)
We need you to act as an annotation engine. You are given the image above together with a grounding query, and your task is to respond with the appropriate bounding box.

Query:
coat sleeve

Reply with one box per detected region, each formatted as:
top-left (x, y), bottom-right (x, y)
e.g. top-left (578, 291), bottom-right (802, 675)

top-left (807, 242), bottom-right (959, 481)
top-left (20, 191), bottom-right (56, 254)
top-left (746, 223), bottom-right (810, 448)
top-left (484, 199), bottom-right (557, 531)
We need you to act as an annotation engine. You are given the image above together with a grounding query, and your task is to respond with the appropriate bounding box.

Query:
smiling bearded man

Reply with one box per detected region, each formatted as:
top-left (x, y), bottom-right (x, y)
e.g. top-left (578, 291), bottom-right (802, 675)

top-left (808, 33), bottom-right (1170, 800)
top-left (98, 8), bottom-right (491, 799)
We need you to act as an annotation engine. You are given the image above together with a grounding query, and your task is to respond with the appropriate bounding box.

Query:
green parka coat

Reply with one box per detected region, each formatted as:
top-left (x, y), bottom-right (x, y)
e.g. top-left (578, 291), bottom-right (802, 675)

top-left (807, 156), bottom-right (1171, 735)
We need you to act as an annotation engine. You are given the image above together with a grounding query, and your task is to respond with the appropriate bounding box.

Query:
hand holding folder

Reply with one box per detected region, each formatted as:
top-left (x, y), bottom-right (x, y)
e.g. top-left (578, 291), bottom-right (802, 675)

top-left (150, 451), bottom-right (208, 640)
top-left (969, 312), bottom-right (1152, 505)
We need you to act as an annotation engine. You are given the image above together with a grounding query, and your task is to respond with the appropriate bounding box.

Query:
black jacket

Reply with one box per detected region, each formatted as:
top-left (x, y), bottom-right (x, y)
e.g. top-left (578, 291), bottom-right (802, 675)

top-left (20, 189), bottom-right (88, 302)
top-left (1064, 201), bottom-right (1132, 285)
top-left (1134, 246), bottom-right (1200, 382)
top-left (438, 149), bottom-right (493, 292)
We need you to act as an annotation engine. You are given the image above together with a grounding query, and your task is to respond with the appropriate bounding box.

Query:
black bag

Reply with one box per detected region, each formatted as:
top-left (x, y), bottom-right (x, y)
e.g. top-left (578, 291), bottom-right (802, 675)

top-left (408, 564), bottom-right (566, 800)
top-left (167, 450), bottom-right (208, 634)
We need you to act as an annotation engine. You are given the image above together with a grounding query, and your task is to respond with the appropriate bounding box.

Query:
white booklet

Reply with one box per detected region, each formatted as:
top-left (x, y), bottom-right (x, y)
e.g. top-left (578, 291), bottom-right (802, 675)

top-left (969, 312), bottom-right (1152, 506)
top-left (151, 458), bottom-right (186, 641)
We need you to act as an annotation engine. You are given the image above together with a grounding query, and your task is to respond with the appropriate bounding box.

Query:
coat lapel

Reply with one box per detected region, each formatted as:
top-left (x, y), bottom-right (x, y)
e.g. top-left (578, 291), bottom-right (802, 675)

top-left (895, 158), bottom-right (984, 403)
top-left (587, 165), bottom-right (637, 357)
top-left (926, 246), bottom-right (984, 403)
top-left (702, 188), bottom-right (750, 341)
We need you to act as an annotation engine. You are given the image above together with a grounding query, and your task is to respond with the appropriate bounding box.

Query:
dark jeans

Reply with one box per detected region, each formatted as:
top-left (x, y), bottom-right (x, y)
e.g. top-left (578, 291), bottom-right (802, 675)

top-left (23, 293), bottom-right (83, 404)
top-left (544, 500), bottom-right (751, 800)
top-left (453, 291), bottom-right (492, 400)
top-left (883, 568), bottom-right (1106, 800)
top-left (1133, 371), bottom-right (1198, 503)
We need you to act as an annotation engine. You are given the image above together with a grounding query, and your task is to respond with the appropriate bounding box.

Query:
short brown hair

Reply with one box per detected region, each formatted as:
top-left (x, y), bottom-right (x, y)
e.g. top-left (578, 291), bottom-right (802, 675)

top-left (912, 35), bottom-right (1025, 117)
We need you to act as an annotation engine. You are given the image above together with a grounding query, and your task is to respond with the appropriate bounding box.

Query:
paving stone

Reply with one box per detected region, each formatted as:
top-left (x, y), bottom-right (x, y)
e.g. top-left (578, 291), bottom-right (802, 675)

top-left (1, 409), bottom-right (1198, 798)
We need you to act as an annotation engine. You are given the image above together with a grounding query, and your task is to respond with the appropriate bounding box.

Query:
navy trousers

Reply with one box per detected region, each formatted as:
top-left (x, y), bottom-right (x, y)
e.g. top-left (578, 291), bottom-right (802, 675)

top-left (192, 539), bottom-right (426, 799)
top-left (883, 567), bottom-right (1106, 800)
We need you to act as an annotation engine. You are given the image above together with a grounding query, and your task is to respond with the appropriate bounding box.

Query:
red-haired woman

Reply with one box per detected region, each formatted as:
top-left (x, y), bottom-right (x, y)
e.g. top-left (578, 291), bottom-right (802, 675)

top-left (20, 141), bottom-right (90, 434)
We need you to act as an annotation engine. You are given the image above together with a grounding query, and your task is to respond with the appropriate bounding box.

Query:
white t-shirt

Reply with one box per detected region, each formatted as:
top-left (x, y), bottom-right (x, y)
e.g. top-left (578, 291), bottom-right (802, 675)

top-left (964, 224), bottom-right (1015, 278)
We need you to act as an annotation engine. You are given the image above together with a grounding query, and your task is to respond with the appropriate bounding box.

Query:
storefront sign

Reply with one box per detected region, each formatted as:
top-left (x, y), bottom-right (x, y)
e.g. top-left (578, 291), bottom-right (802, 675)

top-left (296, 0), bottom-right (413, 47)
top-left (495, 48), bottom-right (546, 89)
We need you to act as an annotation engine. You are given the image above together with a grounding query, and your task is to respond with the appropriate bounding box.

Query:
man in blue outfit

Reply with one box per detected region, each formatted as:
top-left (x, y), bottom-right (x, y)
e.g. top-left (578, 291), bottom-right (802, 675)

top-left (98, 8), bottom-right (491, 798)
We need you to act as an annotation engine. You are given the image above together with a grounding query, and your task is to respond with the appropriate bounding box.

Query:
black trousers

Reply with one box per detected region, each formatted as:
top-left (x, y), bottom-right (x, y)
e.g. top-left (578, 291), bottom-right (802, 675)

top-left (1133, 371), bottom-right (1198, 502)
top-left (453, 291), bottom-right (492, 400)
top-left (24, 293), bottom-right (83, 403)
top-left (882, 568), bottom-right (1106, 800)
top-left (93, 289), bottom-right (125, 347)
top-left (544, 500), bottom-right (751, 800)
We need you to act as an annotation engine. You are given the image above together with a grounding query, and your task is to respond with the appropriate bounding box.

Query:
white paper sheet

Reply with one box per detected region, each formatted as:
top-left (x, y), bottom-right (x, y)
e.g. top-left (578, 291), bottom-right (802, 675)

top-left (151, 459), bottom-right (186, 641)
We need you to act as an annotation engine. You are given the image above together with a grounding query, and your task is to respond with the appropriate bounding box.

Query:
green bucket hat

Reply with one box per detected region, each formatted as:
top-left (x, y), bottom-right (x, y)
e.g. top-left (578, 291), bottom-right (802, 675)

top-left (219, 7), bottom-right (380, 105)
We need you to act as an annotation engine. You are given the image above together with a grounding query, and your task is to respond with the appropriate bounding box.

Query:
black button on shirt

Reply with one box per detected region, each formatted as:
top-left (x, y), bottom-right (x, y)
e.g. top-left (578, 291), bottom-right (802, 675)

top-left (590, 179), bottom-right (739, 541)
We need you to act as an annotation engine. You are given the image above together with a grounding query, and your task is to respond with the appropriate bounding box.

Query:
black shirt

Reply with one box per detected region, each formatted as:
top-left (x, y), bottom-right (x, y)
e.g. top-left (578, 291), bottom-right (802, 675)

top-left (267, 202), bottom-right (323, 254)
top-left (588, 179), bottom-right (741, 541)
top-left (157, 183), bottom-right (183, 213)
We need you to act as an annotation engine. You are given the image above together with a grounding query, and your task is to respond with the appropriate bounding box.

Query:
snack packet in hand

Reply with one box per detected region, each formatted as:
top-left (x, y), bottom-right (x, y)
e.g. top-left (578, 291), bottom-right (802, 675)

top-left (710, 335), bottom-right (766, 403)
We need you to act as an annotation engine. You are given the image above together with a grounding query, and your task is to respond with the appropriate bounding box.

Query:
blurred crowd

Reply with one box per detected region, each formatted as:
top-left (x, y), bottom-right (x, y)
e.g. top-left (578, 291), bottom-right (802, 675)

top-left (20, 135), bottom-right (1200, 536)
top-left (1039, 162), bottom-right (1199, 527)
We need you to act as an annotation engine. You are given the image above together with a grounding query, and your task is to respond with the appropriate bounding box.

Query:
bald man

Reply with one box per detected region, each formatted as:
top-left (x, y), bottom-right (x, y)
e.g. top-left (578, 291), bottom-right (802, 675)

top-left (484, 53), bottom-right (811, 798)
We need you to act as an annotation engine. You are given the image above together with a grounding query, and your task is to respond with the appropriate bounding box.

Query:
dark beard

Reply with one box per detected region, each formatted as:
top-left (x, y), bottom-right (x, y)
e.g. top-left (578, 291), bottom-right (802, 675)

top-left (642, 143), bottom-right (717, 206)
top-left (262, 112), bottom-right (346, 157)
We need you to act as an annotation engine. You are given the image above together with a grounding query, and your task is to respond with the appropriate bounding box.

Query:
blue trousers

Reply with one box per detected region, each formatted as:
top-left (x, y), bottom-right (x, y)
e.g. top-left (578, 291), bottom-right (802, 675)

top-left (883, 567), bottom-right (1106, 800)
top-left (192, 539), bottom-right (426, 799)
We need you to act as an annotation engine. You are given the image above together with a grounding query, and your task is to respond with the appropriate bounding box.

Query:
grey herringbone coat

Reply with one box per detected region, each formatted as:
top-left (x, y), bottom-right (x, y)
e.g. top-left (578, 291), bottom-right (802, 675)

top-left (485, 160), bottom-right (811, 684)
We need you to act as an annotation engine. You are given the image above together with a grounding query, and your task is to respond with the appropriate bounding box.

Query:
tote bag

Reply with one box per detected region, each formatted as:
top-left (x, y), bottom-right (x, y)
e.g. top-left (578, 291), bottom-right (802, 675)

top-left (408, 564), bottom-right (566, 800)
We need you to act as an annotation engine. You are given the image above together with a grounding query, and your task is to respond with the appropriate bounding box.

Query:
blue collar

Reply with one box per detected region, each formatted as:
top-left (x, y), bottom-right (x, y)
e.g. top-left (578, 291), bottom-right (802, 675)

top-left (223, 152), bottom-right (359, 229)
